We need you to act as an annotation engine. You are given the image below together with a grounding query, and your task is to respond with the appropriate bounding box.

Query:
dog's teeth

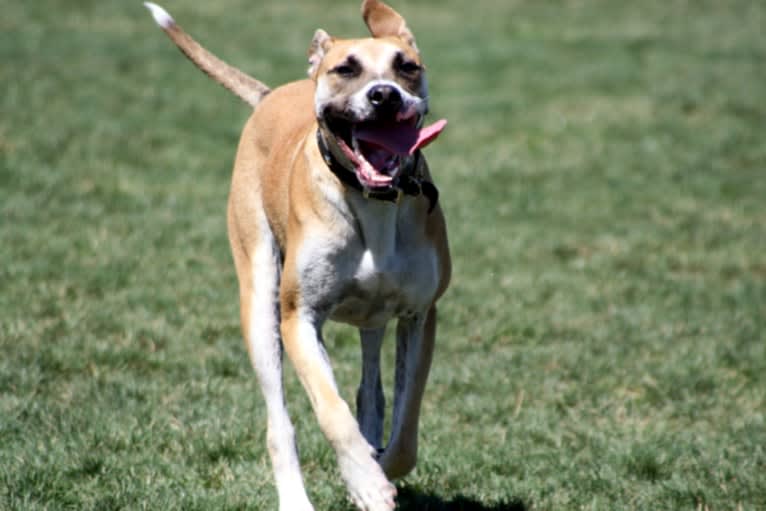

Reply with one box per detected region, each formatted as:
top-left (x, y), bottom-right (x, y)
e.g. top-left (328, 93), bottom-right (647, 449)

top-left (387, 156), bottom-right (398, 173)
top-left (351, 125), bottom-right (360, 153)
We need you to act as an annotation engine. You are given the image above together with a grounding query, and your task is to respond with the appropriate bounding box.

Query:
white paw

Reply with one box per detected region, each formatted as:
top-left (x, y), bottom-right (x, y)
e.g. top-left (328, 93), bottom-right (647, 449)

top-left (339, 447), bottom-right (397, 511)
top-left (278, 492), bottom-right (315, 511)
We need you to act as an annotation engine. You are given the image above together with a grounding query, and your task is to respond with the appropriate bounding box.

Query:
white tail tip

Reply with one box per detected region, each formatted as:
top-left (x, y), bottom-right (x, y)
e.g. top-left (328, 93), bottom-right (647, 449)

top-left (144, 2), bottom-right (175, 29)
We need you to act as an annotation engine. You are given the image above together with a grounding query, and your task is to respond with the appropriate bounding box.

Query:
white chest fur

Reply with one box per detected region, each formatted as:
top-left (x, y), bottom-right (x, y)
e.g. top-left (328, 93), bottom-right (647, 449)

top-left (297, 197), bottom-right (439, 329)
top-left (331, 242), bottom-right (438, 328)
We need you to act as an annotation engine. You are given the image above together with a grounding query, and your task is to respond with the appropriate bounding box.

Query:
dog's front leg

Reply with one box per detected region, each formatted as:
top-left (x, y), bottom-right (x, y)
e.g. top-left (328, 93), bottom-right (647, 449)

top-left (357, 328), bottom-right (386, 451)
top-left (379, 305), bottom-right (437, 479)
top-left (280, 307), bottom-right (396, 511)
top-left (232, 222), bottom-right (314, 511)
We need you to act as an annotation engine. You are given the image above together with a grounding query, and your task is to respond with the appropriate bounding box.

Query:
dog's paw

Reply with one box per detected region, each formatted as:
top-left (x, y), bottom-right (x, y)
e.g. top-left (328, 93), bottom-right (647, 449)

top-left (339, 448), bottom-right (396, 511)
top-left (278, 492), bottom-right (315, 511)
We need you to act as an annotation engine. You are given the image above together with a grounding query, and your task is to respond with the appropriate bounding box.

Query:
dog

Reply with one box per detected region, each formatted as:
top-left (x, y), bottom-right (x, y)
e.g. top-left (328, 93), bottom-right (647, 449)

top-left (144, 2), bottom-right (450, 510)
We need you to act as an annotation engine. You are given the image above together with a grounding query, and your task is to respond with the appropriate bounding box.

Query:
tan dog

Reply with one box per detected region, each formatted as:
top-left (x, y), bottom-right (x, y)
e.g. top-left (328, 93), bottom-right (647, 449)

top-left (144, 2), bottom-right (450, 510)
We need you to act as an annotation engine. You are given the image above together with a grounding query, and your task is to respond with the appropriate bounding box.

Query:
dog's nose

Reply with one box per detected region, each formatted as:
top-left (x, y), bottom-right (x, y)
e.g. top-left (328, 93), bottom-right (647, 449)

top-left (367, 84), bottom-right (402, 112)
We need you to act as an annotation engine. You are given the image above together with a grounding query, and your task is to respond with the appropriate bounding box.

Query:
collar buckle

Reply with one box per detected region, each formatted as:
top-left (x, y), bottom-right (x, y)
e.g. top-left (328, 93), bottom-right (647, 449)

top-left (363, 187), bottom-right (403, 203)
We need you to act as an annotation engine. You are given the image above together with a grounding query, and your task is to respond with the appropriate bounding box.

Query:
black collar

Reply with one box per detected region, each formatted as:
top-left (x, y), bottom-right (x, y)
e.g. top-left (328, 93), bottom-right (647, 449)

top-left (316, 128), bottom-right (439, 213)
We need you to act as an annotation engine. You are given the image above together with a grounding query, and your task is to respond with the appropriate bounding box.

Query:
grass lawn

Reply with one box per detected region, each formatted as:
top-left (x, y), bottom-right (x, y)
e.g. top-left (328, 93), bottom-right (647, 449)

top-left (2, 0), bottom-right (764, 509)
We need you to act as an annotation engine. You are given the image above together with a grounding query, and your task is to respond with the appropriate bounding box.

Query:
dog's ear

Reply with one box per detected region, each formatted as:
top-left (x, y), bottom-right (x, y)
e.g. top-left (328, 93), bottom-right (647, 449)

top-left (307, 29), bottom-right (334, 78)
top-left (361, 0), bottom-right (418, 52)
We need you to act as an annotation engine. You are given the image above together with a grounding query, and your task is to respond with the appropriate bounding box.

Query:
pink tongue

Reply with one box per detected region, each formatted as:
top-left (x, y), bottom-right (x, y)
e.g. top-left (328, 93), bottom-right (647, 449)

top-left (355, 119), bottom-right (447, 156)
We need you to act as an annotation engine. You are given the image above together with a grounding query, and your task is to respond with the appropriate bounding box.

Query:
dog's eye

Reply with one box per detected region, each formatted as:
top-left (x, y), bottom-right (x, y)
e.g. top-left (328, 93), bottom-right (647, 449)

top-left (396, 59), bottom-right (422, 77)
top-left (334, 65), bottom-right (355, 76)
top-left (332, 59), bottom-right (360, 77)
top-left (398, 62), bottom-right (423, 77)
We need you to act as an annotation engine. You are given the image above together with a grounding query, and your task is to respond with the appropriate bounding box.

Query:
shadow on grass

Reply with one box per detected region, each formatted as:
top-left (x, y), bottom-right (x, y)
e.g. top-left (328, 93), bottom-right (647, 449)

top-left (395, 486), bottom-right (528, 511)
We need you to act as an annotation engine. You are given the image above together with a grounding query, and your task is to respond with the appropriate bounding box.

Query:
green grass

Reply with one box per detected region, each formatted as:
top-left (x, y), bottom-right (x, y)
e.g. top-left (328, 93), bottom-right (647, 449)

top-left (2, 0), bottom-right (765, 509)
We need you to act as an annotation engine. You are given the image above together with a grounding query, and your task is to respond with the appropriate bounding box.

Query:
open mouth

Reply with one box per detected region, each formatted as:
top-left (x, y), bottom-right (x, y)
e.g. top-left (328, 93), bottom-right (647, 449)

top-left (325, 114), bottom-right (447, 190)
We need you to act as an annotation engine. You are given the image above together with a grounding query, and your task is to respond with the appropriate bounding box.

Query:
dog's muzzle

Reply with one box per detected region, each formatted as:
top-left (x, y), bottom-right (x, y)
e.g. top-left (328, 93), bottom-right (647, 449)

top-left (317, 126), bottom-right (442, 213)
top-left (318, 109), bottom-right (446, 190)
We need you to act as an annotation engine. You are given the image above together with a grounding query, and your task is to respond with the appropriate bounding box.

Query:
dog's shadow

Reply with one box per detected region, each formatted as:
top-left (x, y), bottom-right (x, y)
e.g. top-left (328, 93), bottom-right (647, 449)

top-left (393, 485), bottom-right (528, 511)
top-left (333, 485), bottom-right (528, 510)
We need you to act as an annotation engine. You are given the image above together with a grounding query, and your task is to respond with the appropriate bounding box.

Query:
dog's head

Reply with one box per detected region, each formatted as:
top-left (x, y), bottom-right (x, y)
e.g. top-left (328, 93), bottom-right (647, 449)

top-left (309, 0), bottom-right (446, 190)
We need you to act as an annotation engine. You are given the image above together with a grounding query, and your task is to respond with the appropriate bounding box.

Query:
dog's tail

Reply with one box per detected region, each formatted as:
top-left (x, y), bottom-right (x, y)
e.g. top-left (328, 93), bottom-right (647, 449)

top-left (143, 2), bottom-right (270, 108)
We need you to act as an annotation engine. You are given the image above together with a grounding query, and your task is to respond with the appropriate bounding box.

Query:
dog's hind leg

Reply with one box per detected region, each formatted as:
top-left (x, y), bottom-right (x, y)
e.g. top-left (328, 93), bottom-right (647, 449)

top-left (233, 218), bottom-right (314, 511)
top-left (379, 306), bottom-right (436, 479)
top-left (357, 327), bottom-right (386, 451)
